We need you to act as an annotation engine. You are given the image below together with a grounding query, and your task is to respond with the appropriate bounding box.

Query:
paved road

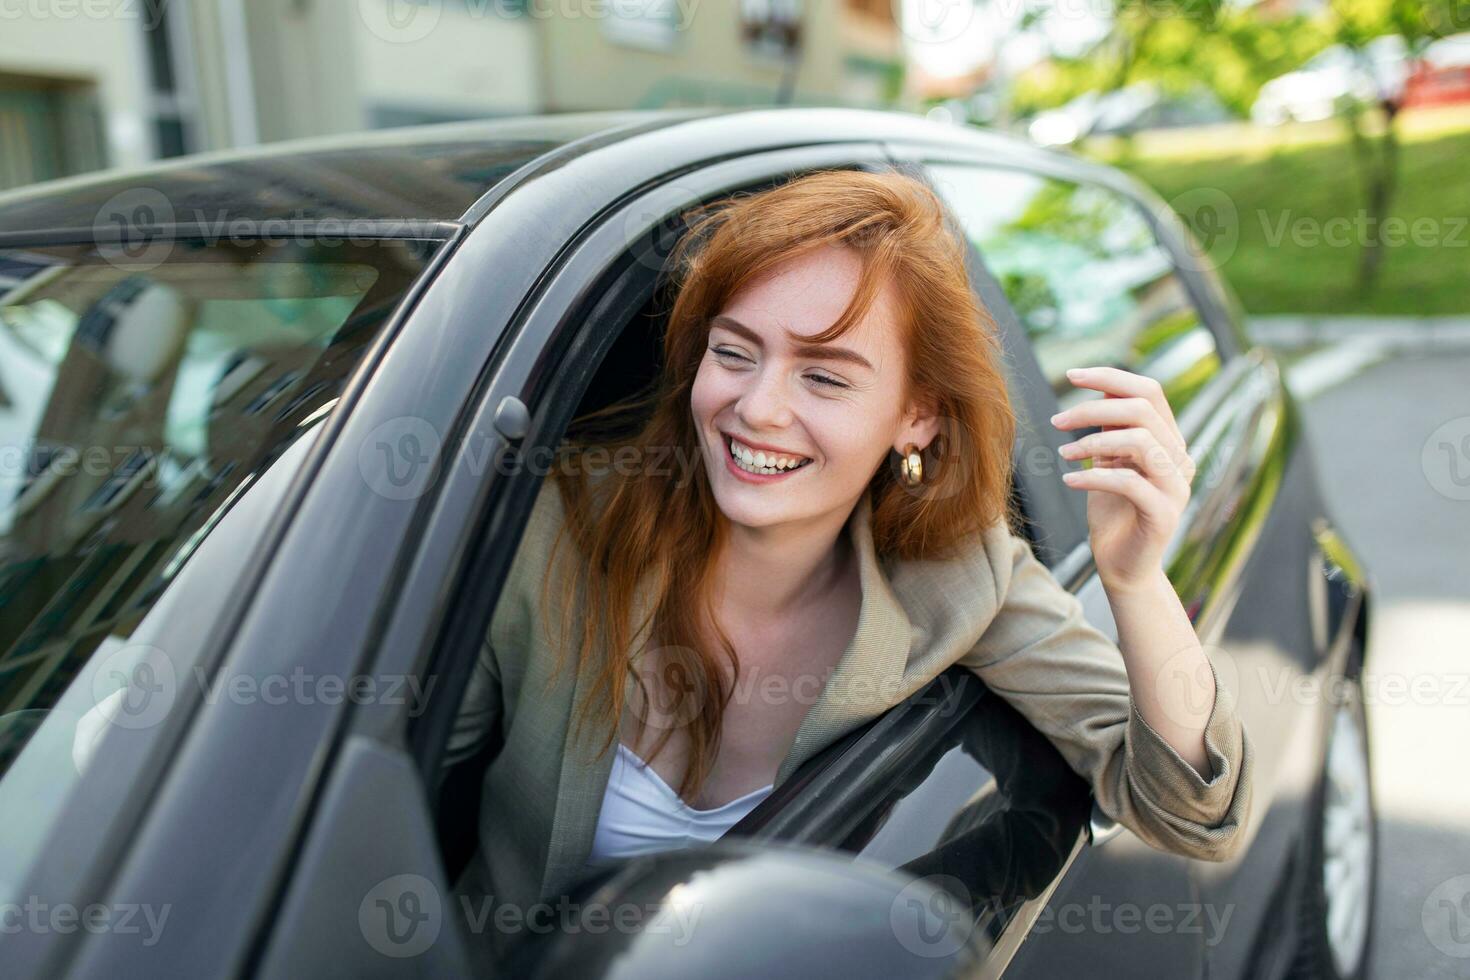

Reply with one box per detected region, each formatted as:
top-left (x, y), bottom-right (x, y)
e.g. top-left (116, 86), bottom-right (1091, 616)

top-left (1288, 349), bottom-right (1470, 978)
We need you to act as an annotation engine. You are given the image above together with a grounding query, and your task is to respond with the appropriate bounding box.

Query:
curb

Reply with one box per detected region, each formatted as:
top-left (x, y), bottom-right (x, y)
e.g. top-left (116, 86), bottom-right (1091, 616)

top-left (1248, 316), bottom-right (1470, 352)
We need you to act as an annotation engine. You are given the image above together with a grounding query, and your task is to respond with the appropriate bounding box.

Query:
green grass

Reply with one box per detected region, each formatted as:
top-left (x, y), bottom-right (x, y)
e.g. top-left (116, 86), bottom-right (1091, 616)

top-left (1089, 108), bottom-right (1470, 317)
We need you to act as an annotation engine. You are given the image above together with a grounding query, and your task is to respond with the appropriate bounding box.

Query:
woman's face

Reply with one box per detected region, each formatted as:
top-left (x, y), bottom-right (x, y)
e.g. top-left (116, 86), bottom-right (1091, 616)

top-left (690, 244), bottom-right (939, 532)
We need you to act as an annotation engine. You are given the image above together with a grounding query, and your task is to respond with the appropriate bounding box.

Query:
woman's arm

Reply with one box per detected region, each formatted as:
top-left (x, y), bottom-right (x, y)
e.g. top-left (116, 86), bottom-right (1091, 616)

top-left (959, 523), bottom-right (1252, 862)
top-left (1051, 366), bottom-right (1214, 778)
top-left (1103, 570), bottom-right (1215, 778)
top-left (957, 365), bottom-right (1252, 863)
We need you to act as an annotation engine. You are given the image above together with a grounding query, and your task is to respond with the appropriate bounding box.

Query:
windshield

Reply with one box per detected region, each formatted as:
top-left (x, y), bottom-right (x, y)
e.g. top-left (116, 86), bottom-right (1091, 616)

top-left (0, 236), bottom-right (437, 894)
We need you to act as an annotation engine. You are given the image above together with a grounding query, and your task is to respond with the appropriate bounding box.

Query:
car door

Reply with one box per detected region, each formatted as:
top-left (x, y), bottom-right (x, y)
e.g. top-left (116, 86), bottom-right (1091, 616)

top-left (238, 132), bottom-right (1257, 977)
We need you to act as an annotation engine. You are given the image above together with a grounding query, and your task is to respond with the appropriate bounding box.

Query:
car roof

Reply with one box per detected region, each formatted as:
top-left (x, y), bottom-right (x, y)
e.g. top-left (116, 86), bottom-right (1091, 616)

top-left (0, 109), bottom-right (705, 239)
top-left (0, 106), bottom-right (1106, 243)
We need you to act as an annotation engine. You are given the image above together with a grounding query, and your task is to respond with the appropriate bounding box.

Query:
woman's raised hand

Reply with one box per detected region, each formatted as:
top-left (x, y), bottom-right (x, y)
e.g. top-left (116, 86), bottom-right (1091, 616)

top-left (1051, 366), bottom-right (1197, 593)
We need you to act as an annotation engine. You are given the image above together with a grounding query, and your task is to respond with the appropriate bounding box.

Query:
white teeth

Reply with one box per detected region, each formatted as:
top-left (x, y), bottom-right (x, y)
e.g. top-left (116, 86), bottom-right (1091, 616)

top-left (728, 437), bottom-right (810, 475)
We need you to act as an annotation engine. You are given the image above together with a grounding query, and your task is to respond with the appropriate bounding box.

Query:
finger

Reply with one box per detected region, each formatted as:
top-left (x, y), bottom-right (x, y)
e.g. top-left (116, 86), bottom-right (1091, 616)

top-left (1062, 466), bottom-right (1172, 521)
top-left (1065, 366), bottom-right (1173, 427)
top-left (1065, 366), bottom-right (1186, 450)
top-left (1059, 428), bottom-right (1194, 489)
top-left (1053, 398), bottom-right (1186, 459)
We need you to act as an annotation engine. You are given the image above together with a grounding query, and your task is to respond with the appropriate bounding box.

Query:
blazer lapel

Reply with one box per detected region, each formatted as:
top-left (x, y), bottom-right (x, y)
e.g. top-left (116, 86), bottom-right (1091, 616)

top-left (773, 488), bottom-right (913, 784)
top-left (541, 487), bottom-right (915, 896)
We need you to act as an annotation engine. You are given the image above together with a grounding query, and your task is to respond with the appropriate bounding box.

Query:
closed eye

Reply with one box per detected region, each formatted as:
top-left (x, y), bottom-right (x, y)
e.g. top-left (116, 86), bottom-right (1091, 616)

top-left (711, 346), bottom-right (748, 363)
top-left (711, 347), bottom-right (850, 390)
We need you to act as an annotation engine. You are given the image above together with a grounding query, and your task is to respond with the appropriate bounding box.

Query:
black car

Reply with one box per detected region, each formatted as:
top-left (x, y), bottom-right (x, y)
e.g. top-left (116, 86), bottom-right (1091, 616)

top-left (0, 107), bottom-right (1376, 979)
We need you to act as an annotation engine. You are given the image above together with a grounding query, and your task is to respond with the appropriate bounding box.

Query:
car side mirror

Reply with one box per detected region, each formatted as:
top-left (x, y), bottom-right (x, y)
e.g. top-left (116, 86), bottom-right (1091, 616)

top-left (495, 839), bottom-right (987, 979)
top-left (1088, 799), bottom-right (1124, 846)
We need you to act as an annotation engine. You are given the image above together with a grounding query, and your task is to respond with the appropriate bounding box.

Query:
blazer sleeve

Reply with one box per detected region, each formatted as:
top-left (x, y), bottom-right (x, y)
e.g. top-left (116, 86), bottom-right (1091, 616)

top-left (957, 522), bottom-right (1254, 863)
top-left (443, 634), bottom-right (503, 769)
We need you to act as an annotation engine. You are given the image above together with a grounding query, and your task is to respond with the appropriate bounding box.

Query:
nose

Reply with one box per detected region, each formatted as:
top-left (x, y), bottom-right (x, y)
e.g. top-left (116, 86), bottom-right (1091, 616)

top-left (735, 362), bottom-right (794, 431)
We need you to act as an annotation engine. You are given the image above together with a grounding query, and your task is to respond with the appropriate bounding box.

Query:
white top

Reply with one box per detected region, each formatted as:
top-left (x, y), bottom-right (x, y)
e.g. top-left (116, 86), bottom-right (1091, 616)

top-left (586, 742), bottom-right (774, 868)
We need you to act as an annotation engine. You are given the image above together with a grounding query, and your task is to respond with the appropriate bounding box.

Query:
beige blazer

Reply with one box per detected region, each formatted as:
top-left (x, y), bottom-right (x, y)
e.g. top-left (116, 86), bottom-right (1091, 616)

top-left (445, 474), bottom-right (1254, 931)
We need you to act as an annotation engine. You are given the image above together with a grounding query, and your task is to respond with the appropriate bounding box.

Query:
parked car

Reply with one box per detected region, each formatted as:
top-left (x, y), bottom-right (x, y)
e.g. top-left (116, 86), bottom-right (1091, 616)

top-left (1028, 82), bottom-right (1231, 146)
top-left (1403, 32), bottom-right (1470, 108)
top-left (0, 106), bottom-right (1375, 979)
top-left (1252, 36), bottom-right (1410, 125)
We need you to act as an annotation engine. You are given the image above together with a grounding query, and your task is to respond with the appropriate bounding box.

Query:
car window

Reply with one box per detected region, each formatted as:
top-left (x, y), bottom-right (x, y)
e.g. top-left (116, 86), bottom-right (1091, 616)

top-left (847, 682), bottom-right (1090, 964)
top-left (923, 164), bottom-right (1221, 418)
top-left (0, 237), bottom-right (437, 897)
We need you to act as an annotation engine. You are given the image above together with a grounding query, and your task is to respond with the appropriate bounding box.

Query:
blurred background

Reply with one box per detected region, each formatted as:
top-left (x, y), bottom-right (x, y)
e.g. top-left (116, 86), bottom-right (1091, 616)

top-left (2, 0), bottom-right (1466, 317)
top-left (2, 0), bottom-right (1467, 975)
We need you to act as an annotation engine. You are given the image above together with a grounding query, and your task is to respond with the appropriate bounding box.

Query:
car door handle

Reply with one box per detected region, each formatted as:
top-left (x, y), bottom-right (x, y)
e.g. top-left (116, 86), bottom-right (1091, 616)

top-left (1088, 800), bottom-right (1123, 846)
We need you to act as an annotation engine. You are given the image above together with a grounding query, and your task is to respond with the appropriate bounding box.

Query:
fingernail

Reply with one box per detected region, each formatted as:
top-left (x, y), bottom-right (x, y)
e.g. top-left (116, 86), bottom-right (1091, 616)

top-left (1066, 368), bottom-right (1084, 378)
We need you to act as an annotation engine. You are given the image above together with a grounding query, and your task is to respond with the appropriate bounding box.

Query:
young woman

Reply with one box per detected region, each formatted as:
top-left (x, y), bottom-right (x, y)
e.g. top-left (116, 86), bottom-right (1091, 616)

top-left (446, 167), bottom-right (1253, 941)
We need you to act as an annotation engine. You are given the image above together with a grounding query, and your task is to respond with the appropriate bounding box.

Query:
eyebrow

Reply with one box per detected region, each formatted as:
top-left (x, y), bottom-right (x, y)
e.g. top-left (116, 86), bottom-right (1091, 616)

top-left (709, 315), bottom-right (875, 372)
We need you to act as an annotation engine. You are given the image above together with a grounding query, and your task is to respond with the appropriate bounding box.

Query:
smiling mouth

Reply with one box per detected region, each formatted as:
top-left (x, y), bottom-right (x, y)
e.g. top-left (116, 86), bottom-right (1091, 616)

top-left (725, 435), bottom-right (813, 476)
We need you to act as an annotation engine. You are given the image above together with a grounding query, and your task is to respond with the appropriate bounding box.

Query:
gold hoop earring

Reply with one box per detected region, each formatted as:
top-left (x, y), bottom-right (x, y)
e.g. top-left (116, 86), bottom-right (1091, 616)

top-left (900, 443), bottom-right (923, 486)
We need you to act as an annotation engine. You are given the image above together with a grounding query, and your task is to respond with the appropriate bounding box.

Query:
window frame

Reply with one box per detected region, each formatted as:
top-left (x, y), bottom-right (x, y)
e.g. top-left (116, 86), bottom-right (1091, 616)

top-left (731, 664), bottom-right (1093, 978)
top-left (401, 143), bottom-right (1139, 825)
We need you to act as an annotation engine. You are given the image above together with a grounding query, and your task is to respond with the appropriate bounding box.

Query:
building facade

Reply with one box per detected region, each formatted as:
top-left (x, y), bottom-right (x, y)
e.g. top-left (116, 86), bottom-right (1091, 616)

top-left (0, 0), bottom-right (913, 191)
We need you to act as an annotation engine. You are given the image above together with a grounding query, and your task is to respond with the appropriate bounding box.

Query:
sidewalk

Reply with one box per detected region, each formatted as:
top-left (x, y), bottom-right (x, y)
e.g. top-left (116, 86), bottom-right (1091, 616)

top-left (1249, 315), bottom-right (1470, 351)
top-left (1247, 316), bottom-right (1470, 400)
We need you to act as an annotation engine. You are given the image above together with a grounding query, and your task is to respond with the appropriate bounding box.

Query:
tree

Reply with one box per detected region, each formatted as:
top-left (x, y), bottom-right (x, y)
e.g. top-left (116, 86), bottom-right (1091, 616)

top-left (1328, 0), bottom-right (1469, 290)
top-left (1010, 0), bottom-right (1330, 121)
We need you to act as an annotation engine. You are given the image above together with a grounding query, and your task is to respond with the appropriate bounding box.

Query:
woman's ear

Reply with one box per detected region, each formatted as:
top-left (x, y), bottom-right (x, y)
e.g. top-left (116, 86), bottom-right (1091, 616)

top-left (897, 394), bottom-right (942, 453)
